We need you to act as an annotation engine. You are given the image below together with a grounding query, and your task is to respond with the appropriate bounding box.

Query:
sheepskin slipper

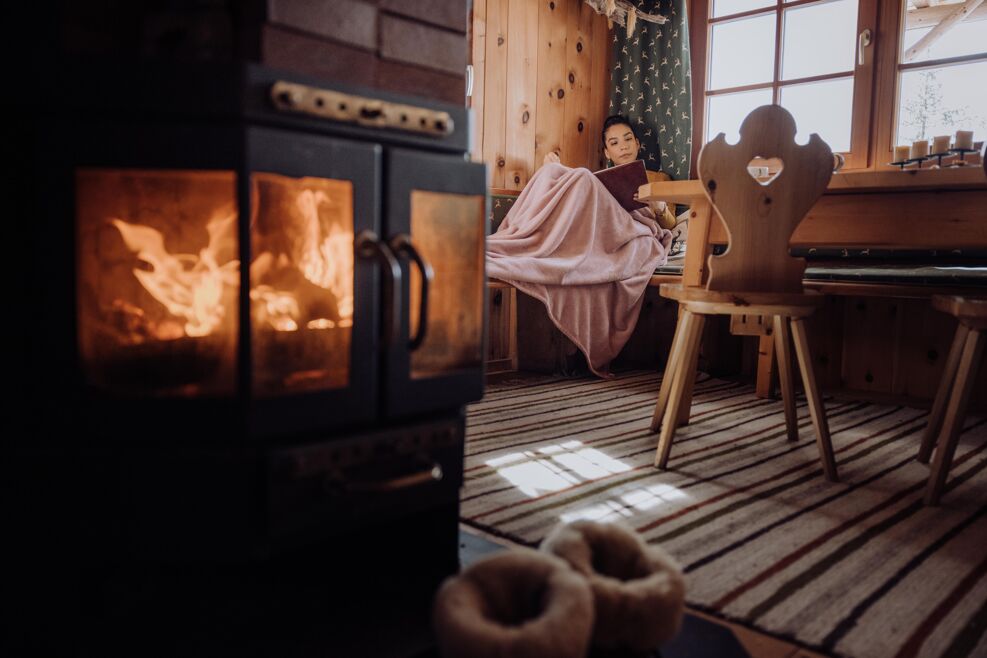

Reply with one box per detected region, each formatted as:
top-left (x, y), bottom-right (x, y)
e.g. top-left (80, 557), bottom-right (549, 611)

top-left (432, 549), bottom-right (594, 658)
top-left (541, 521), bottom-right (685, 651)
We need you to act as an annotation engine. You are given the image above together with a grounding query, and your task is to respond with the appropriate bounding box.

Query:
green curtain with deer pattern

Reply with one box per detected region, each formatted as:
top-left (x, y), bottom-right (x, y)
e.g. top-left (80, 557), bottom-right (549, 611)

top-left (609, 0), bottom-right (691, 180)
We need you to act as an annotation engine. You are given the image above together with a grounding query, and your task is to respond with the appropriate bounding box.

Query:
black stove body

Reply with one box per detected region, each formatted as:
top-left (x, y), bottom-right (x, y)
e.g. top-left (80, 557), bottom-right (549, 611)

top-left (16, 62), bottom-right (487, 653)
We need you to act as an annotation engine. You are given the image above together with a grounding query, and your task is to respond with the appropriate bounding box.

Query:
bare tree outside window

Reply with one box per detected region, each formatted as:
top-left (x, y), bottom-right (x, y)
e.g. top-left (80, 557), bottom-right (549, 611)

top-left (895, 0), bottom-right (987, 146)
top-left (898, 69), bottom-right (987, 144)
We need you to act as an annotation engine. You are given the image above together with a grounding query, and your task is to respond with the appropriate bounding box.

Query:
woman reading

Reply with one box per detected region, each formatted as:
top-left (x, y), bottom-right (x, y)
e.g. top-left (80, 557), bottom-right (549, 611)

top-left (487, 115), bottom-right (675, 378)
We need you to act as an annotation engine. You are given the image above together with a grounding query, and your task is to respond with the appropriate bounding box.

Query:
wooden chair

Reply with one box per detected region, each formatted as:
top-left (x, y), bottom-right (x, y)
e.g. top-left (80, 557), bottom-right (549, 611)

top-left (650, 105), bottom-right (838, 482)
top-left (916, 295), bottom-right (987, 505)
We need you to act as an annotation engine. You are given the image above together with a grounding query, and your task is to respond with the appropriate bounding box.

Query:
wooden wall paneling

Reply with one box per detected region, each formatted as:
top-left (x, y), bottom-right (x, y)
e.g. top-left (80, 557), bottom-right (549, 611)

top-left (483, 0), bottom-right (510, 187)
top-left (614, 288), bottom-right (679, 370)
top-left (470, 0), bottom-right (487, 163)
top-left (561, 1), bottom-right (595, 169)
top-left (755, 334), bottom-right (778, 398)
top-left (487, 287), bottom-right (511, 360)
top-left (805, 295), bottom-right (845, 390)
top-left (534, 0), bottom-right (569, 169)
top-left (588, 11), bottom-right (611, 170)
top-left (486, 285), bottom-right (518, 373)
top-left (792, 191), bottom-right (987, 250)
top-left (516, 292), bottom-right (577, 373)
top-left (707, 190), bottom-right (987, 250)
top-left (505, 0), bottom-right (539, 190)
top-left (893, 299), bottom-right (962, 401)
top-left (841, 296), bottom-right (901, 394)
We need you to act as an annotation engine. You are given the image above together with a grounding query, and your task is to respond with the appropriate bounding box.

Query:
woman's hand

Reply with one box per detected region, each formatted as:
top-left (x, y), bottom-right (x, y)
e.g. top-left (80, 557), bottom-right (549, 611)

top-left (647, 200), bottom-right (667, 215)
top-left (543, 151), bottom-right (561, 165)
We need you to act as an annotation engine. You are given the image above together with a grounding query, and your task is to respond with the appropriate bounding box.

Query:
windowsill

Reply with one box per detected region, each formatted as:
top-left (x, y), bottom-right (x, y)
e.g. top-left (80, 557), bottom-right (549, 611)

top-left (638, 165), bottom-right (987, 202)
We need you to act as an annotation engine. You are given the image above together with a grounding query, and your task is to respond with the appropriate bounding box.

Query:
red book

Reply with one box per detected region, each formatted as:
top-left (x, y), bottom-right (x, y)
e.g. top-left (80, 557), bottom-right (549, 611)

top-left (593, 160), bottom-right (649, 212)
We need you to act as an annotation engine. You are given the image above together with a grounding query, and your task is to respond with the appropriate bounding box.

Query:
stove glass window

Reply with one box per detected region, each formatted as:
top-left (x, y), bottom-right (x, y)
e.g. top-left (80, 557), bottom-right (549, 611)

top-left (76, 169), bottom-right (239, 397)
top-left (409, 190), bottom-right (485, 380)
top-left (250, 173), bottom-right (354, 396)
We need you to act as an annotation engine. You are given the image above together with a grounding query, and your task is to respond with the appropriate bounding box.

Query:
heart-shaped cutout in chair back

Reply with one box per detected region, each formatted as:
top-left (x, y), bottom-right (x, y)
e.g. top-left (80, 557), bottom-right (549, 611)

top-left (746, 157), bottom-right (784, 186)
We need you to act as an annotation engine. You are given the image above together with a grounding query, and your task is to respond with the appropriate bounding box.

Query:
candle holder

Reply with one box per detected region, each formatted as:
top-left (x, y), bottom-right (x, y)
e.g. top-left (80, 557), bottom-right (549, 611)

top-left (889, 156), bottom-right (929, 170)
top-left (889, 157), bottom-right (915, 170)
top-left (928, 150), bottom-right (952, 168)
top-left (947, 147), bottom-right (978, 166)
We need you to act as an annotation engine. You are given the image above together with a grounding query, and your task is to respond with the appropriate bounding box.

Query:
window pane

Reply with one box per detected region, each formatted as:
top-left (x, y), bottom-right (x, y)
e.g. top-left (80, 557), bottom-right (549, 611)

top-left (897, 61), bottom-right (987, 144)
top-left (782, 0), bottom-right (858, 80)
top-left (706, 89), bottom-right (774, 143)
top-left (902, 0), bottom-right (987, 63)
top-left (709, 14), bottom-right (777, 89)
top-left (713, 0), bottom-right (775, 18)
top-left (780, 77), bottom-right (854, 151)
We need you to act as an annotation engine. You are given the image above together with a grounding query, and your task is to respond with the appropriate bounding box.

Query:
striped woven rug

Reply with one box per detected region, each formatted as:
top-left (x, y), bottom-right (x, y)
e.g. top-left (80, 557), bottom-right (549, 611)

top-left (462, 371), bottom-right (987, 658)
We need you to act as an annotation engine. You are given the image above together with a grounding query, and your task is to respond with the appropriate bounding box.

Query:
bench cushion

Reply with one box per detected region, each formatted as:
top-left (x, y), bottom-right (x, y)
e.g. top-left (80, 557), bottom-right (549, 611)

top-left (490, 193), bottom-right (518, 234)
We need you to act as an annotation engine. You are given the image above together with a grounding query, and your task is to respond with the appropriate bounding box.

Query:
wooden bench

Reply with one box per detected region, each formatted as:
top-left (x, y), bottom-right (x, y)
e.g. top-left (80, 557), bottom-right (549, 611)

top-left (639, 166), bottom-right (987, 407)
top-left (485, 186), bottom-right (692, 378)
top-left (486, 189), bottom-right (521, 377)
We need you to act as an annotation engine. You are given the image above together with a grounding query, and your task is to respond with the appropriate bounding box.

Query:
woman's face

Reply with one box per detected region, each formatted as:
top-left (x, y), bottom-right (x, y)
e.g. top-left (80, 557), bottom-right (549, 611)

top-left (603, 123), bottom-right (640, 166)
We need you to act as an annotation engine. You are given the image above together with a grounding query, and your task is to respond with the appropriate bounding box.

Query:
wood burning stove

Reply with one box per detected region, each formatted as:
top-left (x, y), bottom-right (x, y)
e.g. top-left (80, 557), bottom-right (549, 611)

top-left (14, 3), bottom-right (483, 652)
top-left (24, 62), bottom-right (486, 571)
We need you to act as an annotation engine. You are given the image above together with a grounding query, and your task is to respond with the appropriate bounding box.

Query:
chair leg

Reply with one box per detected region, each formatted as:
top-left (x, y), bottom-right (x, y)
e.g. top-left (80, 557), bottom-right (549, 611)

top-left (773, 315), bottom-right (799, 442)
top-left (926, 328), bottom-right (984, 506)
top-left (655, 311), bottom-right (705, 469)
top-left (676, 342), bottom-right (702, 428)
top-left (918, 324), bottom-right (969, 464)
top-left (651, 309), bottom-right (687, 432)
top-left (790, 317), bottom-right (839, 482)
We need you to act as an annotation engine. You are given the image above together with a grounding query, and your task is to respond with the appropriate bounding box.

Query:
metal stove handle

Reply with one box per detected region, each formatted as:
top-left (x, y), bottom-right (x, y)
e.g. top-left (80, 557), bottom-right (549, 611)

top-left (355, 230), bottom-right (402, 350)
top-left (344, 463), bottom-right (444, 493)
top-left (389, 234), bottom-right (434, 351)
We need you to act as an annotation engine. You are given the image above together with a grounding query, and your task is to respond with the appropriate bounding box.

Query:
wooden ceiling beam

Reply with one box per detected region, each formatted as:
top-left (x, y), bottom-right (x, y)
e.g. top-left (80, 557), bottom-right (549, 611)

top-left (906, 2), bottom-right (987, 28)
top-left (904, 0), bottom-right (985, 62)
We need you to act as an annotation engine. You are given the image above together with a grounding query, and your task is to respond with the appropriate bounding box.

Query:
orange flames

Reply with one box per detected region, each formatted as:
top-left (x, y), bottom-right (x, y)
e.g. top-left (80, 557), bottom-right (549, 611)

top-left (295, 189), bottom-right (355, 323)
top-left (111, 210), bottom-right (239, 338)
top-left (111, 187), bottom-right (354, 337)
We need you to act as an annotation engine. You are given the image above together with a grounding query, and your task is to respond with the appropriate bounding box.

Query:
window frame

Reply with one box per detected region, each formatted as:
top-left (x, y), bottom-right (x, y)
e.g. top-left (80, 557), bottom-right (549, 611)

top-left (689, 0), bottom-right (879, 173)
top-left (872, 1), bottom-right (987, 171)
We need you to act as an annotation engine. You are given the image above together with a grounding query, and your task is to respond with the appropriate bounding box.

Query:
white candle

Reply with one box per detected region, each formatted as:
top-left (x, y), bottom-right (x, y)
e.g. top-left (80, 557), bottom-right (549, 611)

top-left (893, 145), bottom-right (911, 162)
top-left (955, 130), bottom-right (974, 150)
top-left (910, 139), bottom-right (929, 159)
top-left (932, 135), bottom-right (951, 154)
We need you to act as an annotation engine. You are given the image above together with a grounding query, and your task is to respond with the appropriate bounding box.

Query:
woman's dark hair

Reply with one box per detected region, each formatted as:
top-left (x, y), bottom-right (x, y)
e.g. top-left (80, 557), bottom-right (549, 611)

top-left (601, 115), bottom-right (637, 145)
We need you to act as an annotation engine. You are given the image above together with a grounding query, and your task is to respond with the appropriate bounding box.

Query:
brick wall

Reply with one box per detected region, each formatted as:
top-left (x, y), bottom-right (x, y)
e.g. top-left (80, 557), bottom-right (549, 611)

top-left (53, 0), bottom-right (470, 106)
top-left (263, 0), bottom-right (469, 105)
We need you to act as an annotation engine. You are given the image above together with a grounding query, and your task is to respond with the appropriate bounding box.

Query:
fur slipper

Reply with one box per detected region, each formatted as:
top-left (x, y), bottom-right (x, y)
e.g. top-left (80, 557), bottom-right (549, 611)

top-left (541, 521), bottom-right (685, 651)
top-left (432, 549), bottom-right (594, 658)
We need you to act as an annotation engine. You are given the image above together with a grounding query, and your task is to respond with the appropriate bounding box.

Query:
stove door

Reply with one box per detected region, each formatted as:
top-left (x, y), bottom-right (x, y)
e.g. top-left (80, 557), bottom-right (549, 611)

top-left (247, 127), bottom-right (382, 435)
top-left (384, 148), bottom-right (488, 417)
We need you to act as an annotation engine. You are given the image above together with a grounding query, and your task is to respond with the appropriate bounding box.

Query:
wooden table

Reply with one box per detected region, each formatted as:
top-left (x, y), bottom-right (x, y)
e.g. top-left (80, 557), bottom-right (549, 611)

top-left (638, 167), bottom-right (987, 404)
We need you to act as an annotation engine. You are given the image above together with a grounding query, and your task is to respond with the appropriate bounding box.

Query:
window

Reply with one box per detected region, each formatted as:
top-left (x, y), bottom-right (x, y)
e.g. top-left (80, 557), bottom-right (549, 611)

top-left (694, 0), bottom-right (877, 168)
top-left (894, 0), bottom-right (987, 148)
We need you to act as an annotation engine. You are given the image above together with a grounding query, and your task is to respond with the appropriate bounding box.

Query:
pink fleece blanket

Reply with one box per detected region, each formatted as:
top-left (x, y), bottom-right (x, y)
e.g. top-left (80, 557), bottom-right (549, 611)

top-left (487, 163), bottom-right (672, 377)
